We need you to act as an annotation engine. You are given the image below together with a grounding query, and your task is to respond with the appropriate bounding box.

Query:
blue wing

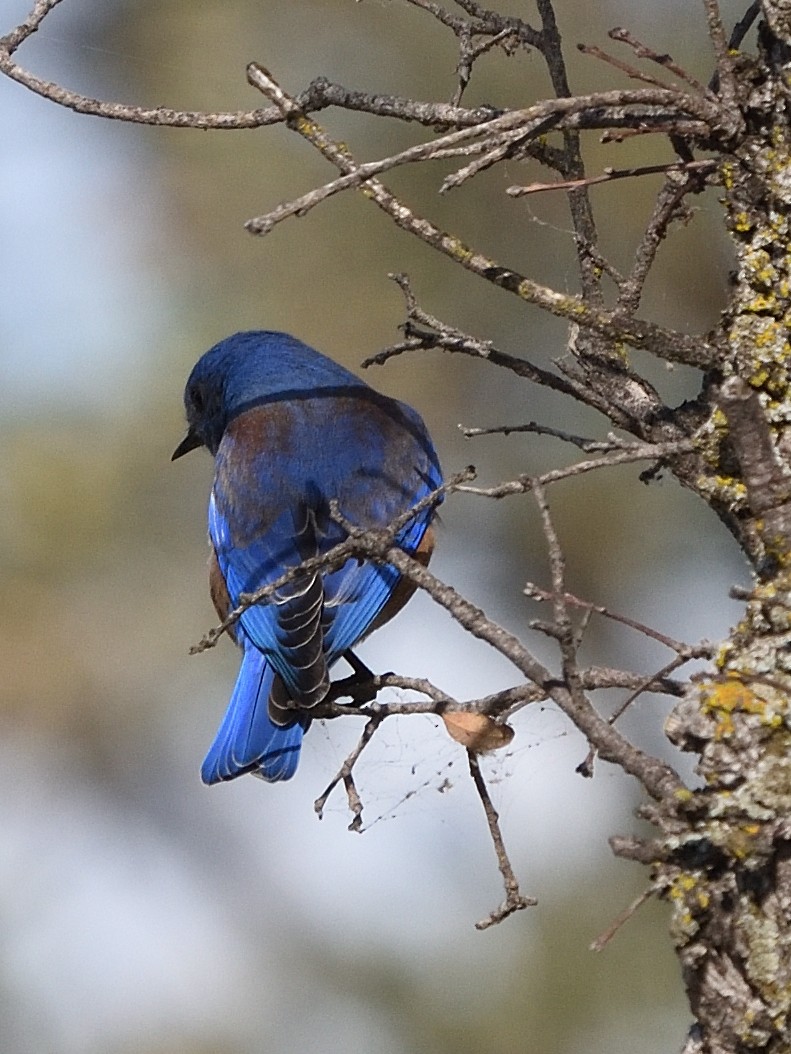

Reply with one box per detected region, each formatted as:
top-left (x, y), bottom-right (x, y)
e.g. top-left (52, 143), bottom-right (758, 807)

top-left (209, 477), bottom-right (436, 679)
top-left (320, 505), bottom-right (431, 657)
top-left (209, 494), bottom-right (333, 704)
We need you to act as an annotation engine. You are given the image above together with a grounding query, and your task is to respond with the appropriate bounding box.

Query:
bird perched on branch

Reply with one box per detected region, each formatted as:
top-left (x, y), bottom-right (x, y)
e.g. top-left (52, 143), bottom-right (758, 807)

top-left (174, 330), bottom-right (443, 783)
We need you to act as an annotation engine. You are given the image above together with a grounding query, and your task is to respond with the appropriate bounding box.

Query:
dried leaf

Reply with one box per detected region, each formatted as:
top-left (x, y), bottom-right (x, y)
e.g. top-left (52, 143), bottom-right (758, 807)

top-left (441, 712), bottom-right (514, 753)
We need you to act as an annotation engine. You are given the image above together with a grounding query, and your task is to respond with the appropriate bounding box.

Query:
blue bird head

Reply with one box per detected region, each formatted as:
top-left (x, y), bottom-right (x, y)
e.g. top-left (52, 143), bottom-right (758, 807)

top-left (172, 330), bottom-right (366, 459)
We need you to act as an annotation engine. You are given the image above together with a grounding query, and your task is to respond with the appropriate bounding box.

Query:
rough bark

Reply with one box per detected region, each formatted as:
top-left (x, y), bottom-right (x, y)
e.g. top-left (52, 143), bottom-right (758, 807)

top-left (656, 16), bottom-right (791, 1050)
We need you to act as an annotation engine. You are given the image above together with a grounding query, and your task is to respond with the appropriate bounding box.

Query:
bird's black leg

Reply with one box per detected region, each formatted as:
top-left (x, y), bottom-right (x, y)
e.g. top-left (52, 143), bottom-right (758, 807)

top-left (343, 649), bottom-right (375, 680)
top-left (325, 650), bottom-right (382, 705)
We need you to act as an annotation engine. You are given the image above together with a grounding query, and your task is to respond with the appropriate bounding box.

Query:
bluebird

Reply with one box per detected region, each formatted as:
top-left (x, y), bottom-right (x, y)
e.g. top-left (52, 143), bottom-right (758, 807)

top-left (173, 331), bottom-right (443, 783)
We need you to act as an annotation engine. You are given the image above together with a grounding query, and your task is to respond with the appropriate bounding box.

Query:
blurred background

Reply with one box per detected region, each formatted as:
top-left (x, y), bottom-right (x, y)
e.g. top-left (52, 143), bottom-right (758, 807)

top-left (1, 1), bottom-right (751, 1051)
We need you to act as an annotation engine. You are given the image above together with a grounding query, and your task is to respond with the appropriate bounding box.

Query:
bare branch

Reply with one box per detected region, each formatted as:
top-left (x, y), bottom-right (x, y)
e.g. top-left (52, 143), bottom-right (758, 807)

top-left (0, 46), bottom-right (507, 132)
top-left (365, 275), bottom-right (615, 413)
top-left (607, 27), bottom-right (714, 97)
top-left (617, 165), bottom-right (704, 314)
top-left (702, 0), bottom-right (743, 131)
top-left (452, 28), bottom-right (518, 106)
top-left (524, 585), bottom-right (714, 659)
top-left (311, 663), bottom-right (687, 722)
top-left (579, 41), bottom-right (679, 92)
top-left (468, 753), bottom-right (537, 929)
top-left (245, 63), bottom-right (718, 369)
top-left (590, 888), bottom-right (655, 952)
top-left (313, 715), bottom-right (383, 829)
top-left (460, 420), bottom-right (606, 448)
top-left (576, 652), bottom-right (699, 777)
top-left (437, 0), bottom-right (541, 48)
top-left (505, 158), bottom-right (716, 197)
top-left (0, 0), bottom-right (63, 55)
top-left (0, 54), bottom-right (285, 128)
top-left (243, 84), bottom-right (720, 226)
top-left (290, 78), bottom-right (507, 128)
top-left (370, 544), bottom-right (684, 801)
top-left (728, 2), bottom-right (761, 50)
top-left (457, 439), bottom-right (696, 497)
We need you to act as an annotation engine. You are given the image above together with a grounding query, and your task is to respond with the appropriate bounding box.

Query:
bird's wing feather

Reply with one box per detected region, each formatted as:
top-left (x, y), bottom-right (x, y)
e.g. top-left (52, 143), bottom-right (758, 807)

top-left (210, 492), bottom-right (330, 705)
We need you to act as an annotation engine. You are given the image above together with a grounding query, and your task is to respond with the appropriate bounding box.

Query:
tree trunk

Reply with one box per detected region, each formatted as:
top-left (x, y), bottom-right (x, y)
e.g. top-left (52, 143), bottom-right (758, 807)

top-left (656, 13), bottom-right (791, 1050)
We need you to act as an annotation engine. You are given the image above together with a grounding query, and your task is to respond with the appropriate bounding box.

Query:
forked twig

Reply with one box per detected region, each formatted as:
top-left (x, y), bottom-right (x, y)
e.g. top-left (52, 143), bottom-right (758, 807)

top-left (0, 0), bottom-right (62, 54)
top-left (578, 42), bottom-right (679, 92)
top-left (314, 715), bottom-right (383, 830)
top-left (524, 585), bottom-right (713, 659)
top-left (608, 28), bottom-right (712, 97)
top-left (468, 752), bottom-right (537, 929)
top-left (577, 652), bottom-right (699, 778)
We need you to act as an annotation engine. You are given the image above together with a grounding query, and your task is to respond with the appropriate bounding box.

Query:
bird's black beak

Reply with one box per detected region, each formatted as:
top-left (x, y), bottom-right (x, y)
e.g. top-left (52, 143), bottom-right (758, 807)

top-left (171, 429), bottom-right (203, 461)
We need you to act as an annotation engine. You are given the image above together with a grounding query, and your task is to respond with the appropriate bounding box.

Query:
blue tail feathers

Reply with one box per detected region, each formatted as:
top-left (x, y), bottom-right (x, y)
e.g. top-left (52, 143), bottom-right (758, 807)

top-left (201, 642), bottom-right (307, 784)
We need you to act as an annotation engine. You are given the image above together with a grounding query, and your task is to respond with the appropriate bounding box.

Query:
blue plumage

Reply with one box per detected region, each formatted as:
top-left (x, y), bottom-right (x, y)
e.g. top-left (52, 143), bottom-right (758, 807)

top-left (200, 641), bottom-right (308, 783)
top-left (175, 331), bottom-right (442, 783)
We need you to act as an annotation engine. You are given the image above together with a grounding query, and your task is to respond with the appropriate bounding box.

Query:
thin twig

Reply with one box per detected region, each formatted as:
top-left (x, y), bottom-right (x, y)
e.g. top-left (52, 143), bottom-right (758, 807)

top-left (404, 0), bottom-right (483, 36)
top-left (702, 0), bottom-right (743, 133)
top-left (525, 585), bottom-right (714, 658)
top-left (314, 715), bottom-right (383, 829)
top-left (590, 887), bottom-right (655, 951)
top-left (246, 114), bottom-right (556, 234)
top-left (468, 752), bottom-right (537, 929)
top-left (458, 440), bottom-right (696, 498)
top-left (368, 275), bottom-right (695, 434)
top-left (453, 27), bottom-right (517, 106)
top-left (618, 166), bottom-right (703, 314)
top-left (384, 272), bottom-right (495, 355)
top-left (460, 420), bottom-right (604, 448)
top-left (533, 481), bottom-right (572, 642)
top-left (0, 0), bottom-right (63, 55)
top-left (536, 0), bottom-right (604, 305)
top-left (506, 159), bottom-right (716, 197)
top-left (600, 120), bottom-right (710, 144)
top-left (576, 653), bottom-right (697, 777)
top-left (446, 0), bottom-right (541, 48)
top-left (532, 481), bottom-right (595, 765)
top-left (608, 653), bottom-right (695, 724)
top-left (579, 42), bottom-right (678, 92)
top-left (607, 28), bottom-right (713, 97)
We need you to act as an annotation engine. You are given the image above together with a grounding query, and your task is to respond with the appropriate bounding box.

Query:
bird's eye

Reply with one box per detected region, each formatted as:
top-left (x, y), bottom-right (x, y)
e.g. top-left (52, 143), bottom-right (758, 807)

top-left (191, 385), bottom-right (205, 412)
